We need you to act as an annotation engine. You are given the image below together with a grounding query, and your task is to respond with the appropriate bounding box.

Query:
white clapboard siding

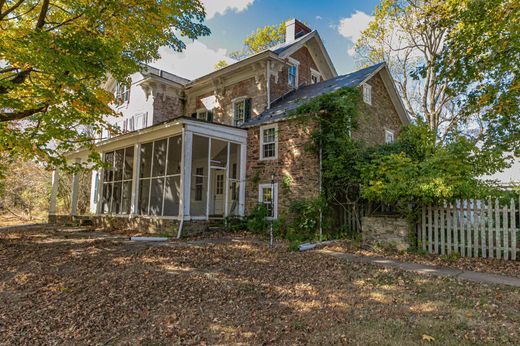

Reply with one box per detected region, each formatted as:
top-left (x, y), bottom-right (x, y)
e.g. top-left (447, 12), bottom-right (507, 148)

top-left (420, 197), bottom-right (519, 261)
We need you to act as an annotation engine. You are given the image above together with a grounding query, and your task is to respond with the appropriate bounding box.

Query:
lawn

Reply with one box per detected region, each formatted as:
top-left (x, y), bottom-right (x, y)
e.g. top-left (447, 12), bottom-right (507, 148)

top-left (1, 228), bottom-right (519, 345)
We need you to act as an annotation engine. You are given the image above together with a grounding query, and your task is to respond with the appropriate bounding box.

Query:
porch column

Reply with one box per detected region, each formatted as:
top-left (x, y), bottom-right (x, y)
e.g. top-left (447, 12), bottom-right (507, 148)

top-left (48, 169), bottom-right (59, 216)
top-left (181, 129), bottom-right (193, 219)
top-left (239, 143), bottom-right (247, 216)
top-left (70, 158), bottom-right (82, 216)
top-left (130, 144), bottom-right (140, 215)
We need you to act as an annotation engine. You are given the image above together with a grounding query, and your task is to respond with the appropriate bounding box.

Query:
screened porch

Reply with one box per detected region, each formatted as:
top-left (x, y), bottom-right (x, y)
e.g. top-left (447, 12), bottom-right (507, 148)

top-left (50, 118), bottom-right (247, 222)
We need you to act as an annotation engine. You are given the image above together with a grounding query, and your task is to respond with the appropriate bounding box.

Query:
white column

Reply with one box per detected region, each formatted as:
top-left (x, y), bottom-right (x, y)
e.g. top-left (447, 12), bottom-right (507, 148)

top-left (205, 138), bottom-right (212, 218)
top-left (224, 142), bottom-right (230, 217)
top-left (70, 160), bottom-right (81, 216)
top-left (181, 130), bottom-right (193, 219)
top-left (238, 143), bottom-right (247, 216)
top-left (49, 169), bottom-right (59, 216)
top-left (130, 144), bottom-right (140, 215)
top-left (89, 171), bottom-right (98, 214)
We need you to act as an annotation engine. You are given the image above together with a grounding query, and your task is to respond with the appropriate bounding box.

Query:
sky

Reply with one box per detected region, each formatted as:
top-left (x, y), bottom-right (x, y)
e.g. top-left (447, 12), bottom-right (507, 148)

top-left (150, 0), bottom-right (381, 80)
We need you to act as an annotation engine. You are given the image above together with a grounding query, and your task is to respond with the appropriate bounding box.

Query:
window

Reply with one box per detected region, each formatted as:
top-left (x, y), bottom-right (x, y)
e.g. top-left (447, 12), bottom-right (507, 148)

top-left (101, 146), bottom-right (134, 215)
top-left (196, 109), bottom-right (208, 121)
top-left (138, 135), bottom-right (182, 217)
top-left (258, 183), bottom-right (278, 219)
top-left (260, 124), bottom-right (278, 160)
top-left (195, 167), bottom-right (204, 201)
top-left (216, 174), bottom-right (224, 195)
top-left (310, 68), bottom-right (321, 84)
top-left (233, 98), bottom-right (251, 127)
top-left (385, 129), bottom-right (395, 143)
top-left (287, 58), bottom-right (299, 88)
top-left (115, 82), bottom-right (130, 106)
top-left (363, 83), bottom-right (372, 105)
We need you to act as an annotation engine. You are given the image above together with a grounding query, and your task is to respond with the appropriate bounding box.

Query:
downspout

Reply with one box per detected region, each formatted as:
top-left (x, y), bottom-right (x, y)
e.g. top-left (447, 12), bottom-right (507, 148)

top-left (177, 126), bottom-right (186, 239)
top-left (266, 60), bottom-right (271, 109)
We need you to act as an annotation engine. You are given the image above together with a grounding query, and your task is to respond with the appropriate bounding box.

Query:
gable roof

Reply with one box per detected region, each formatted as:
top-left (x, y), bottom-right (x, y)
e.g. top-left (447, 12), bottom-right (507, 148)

top-left (244, 62), bottom-right (411, 127)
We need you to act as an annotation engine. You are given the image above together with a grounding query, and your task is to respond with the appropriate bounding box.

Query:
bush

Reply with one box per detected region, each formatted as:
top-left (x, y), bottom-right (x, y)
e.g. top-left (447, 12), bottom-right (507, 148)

top-left (225, 216), bottom-right (247, 233)
top-left (288, 197), bottom-right (324, 237)
top-left (246, 204), bottom-right (269, 233)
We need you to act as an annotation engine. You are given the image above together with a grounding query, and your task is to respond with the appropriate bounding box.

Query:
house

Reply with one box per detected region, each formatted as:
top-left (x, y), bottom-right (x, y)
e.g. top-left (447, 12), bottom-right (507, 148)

top-left (49, 19), bottom-right (410, 235)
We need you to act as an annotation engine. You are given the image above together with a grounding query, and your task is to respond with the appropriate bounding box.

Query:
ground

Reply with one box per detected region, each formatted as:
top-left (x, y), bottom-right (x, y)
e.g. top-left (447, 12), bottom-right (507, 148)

top-left (1, 228), bottom-right (520, 345)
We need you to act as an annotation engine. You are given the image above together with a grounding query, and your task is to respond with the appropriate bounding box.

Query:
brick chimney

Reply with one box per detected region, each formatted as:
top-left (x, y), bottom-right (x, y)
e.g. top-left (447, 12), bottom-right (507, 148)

top-left (285, 19), bottom-right (311, 43)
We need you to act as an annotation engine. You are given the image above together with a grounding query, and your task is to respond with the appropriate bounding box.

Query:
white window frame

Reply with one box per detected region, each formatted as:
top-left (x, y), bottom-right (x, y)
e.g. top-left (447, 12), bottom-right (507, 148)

top-left (363, 83), bottom-right (372, 105)
top-left (115, 82), bottom-right (130, 107)
top-left (385, 129), bottom-right (395, 143)
top-left (287, 57), bottom-right (300, 89)
top-left (310, 68), bottom-right (321, 84)
top-left (259, 124), bottom-right (278, 161)
top-left (196, 108), bottom-right (208, 121)
top-left (232, 97), bottom-right (247, 127)
top-left (258, 183), bottom-right (278, 220)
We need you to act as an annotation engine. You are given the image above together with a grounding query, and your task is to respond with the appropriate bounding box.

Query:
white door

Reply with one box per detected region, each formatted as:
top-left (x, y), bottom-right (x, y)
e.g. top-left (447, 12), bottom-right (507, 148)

top-left (212, 170), bottom-right (225, 215)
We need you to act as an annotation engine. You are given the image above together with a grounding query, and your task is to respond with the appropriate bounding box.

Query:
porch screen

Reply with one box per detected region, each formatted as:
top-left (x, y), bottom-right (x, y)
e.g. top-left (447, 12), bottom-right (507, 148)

top-left (101, 146), bottom-right (134, 214)
top-left (138, 135), bottom-right (182, 216)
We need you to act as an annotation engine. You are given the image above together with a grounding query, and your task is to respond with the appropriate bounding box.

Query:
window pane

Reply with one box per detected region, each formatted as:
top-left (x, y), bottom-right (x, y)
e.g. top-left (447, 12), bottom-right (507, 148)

top-left (124, 147), bottom-right (134, 180)
top-left (112, 181), bottom-right (123, 214)
top-left (211, 139), bottom-right (228, 168)
top-left (104, 152), bottom-right (114, 182)
top-left (163, 176), bottom-right (181, 216)
top-left (114, 149), bottom-right (124, 181)
top-left (102, 182), bottom-right (112, 213)
top-left (190, 135), bottom-right (209, 216)
top-left (167, 136), bottom-right (182, 175)
top-left (152, 139), bottom-right (167, 177)
top-left (140, 143), bottom-right (153, 178)
top-left (263, 143), bottom-right (275, 158)
top-left (138, 179), bottom-right (150, 215)
top-left (121, 181), bottom-right (132, 214)
top-left (149, 178), bottom-right (164, 216)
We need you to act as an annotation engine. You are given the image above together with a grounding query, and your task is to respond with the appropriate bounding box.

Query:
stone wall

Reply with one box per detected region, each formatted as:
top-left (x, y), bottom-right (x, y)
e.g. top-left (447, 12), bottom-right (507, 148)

top-left (352, 73), bottom-right (403, 146)
top-left (362, 216), bottom-right (409, 251)
top-left (152, 93), bottom-right (184, 125)
top-left (270, 47), bottom-right (320, 103)
top-left (245, 119), bottom-right (320, 217)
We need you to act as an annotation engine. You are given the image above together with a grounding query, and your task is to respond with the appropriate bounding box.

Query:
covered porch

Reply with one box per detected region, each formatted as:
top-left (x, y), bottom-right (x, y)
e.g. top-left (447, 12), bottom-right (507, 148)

top-left (49, 118), bottom-right (247, 234)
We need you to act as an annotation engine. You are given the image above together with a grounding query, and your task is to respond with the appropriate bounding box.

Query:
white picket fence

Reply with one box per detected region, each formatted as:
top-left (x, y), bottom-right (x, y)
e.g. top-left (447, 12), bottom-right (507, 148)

top-left (420, 197), bottom-right (519, 260)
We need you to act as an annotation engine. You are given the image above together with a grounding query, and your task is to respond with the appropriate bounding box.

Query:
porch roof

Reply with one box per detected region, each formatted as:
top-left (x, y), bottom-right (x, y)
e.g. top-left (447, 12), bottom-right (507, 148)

top-left (67, 117), bottom-right (247, 161)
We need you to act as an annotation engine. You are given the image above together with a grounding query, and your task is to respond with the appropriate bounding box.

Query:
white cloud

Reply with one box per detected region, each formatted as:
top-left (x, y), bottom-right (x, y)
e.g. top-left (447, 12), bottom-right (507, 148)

top-left (149, 41), bottom-right (235, 80)
top-left (315, 16), bottom-right (322, 20)
top-left (337, 11), bottom-right (374, 56)
top-left (202, 0), bottom-right (254, 19)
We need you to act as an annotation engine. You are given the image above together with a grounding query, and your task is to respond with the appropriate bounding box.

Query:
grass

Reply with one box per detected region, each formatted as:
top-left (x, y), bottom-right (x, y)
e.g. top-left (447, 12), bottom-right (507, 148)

top-left (0, 227), bottom-right (519, 345)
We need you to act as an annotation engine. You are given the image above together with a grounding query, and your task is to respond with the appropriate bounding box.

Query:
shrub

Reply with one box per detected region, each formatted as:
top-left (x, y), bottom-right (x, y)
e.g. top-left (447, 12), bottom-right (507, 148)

top-left (288, 197), bottom-right (325, 236)
top-left (225, 216), bottom-right (247, 233)
top-left (246, 204), bottom-right (269, 233)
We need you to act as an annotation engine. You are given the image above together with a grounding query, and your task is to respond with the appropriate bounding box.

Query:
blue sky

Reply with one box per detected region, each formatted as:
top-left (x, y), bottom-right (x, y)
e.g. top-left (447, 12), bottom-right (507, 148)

top-left (151, 0), bottom-right (380, 79)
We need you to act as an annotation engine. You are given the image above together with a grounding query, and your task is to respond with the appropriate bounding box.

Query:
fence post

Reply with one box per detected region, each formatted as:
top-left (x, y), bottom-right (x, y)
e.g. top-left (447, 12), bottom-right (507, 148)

top-left (495, 198), bottom-right (501, 259)
top-left (512, 198), bottom-right (517, 261)
top-left (433, 206), bottom-right (439, 254)
top-left (421, 206), bottom-right (426, 251)
top-left (452, 202), bottom-right (459, 255)
top-left (503, 203), bottom-right (509, 260)
top-left (446, 202), bottom-right (452, 255)
top-left (428, 205), bottom-right (433, 253)
top-left (473, 199), bottom-right (479, 257)
top-left (488, 198), bottom-right (494, 258)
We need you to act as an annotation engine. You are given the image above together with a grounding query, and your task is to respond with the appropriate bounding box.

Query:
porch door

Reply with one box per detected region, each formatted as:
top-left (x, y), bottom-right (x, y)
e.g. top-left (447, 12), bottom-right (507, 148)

top-left (211, 169), bottom-right (225, 216)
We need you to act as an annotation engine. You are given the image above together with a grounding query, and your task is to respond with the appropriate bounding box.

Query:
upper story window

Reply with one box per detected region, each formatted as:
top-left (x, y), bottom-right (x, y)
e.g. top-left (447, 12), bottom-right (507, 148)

top-left (260, 124), bottom-right (278, 160)
top-left (115, 82), bottom-right (130, 106)
top-left (363, 83), bottom-right (372, 105)
top-left (233, 98), bottom-right (252, 127)
top-left (194, 108), bottom-right (213, 122)
top-left (385, 129), bottom-right (395, 143)
top-left (310, 68), bottom-right (321, 84)
top-left (287, 57), bottom-right (299, 89)
top-left (134, 112), bottom-right (148, 131)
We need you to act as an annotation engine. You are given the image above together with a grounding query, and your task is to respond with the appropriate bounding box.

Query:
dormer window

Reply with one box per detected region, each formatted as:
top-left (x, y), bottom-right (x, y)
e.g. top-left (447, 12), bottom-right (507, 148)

top-left (195, 108), bottom-right (213, 122)
top-left (363, 83), bottom-right (372, 105)
top-left (115, 82), bottom-right (130, 106)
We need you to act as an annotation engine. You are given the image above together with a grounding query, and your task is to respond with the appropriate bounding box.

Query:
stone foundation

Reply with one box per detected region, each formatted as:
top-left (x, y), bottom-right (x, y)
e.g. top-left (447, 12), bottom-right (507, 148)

top-left (48, 215), bottom-right (219, 237)
top-left (362, 216), bottom-right (409, 251)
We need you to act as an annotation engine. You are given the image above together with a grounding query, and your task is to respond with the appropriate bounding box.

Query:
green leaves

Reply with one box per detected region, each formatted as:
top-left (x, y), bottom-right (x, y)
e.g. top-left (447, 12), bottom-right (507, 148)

top-left (0, 0), bottom-right (210, 170)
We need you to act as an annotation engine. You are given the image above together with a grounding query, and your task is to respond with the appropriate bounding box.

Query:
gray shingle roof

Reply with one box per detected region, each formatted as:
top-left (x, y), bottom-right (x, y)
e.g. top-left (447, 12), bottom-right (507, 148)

top-left (243, 62), bottom-right (385, 127)
top-left (269, 31), bottom-right (315, 55)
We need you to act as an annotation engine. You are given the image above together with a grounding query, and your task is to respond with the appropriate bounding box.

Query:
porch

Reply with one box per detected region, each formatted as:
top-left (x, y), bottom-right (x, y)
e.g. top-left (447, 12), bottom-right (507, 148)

top-left (48, 118), bottom-right (247, 235)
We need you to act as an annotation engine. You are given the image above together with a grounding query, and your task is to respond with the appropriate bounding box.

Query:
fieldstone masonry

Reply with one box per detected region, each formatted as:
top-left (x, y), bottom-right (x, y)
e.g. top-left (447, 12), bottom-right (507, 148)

top-left (362, 216), bottom-right (409, 251)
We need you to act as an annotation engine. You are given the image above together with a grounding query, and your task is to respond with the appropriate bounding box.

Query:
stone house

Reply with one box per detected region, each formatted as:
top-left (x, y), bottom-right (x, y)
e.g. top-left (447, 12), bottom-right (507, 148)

top-left (51, 19), bottom-right (410, 235)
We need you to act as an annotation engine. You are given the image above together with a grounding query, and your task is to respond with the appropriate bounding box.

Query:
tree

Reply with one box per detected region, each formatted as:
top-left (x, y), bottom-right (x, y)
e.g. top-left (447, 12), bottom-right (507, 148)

top-left (214, 60), bottom-right (229, 70)
top-left (230, 21), bottom-right (286, 60)
top-left (0, 0), bottom-right (209, 170)
top-left (355, 0), bottom-right (456, 143)
top-left (436, 0), bottom-right (520, 153)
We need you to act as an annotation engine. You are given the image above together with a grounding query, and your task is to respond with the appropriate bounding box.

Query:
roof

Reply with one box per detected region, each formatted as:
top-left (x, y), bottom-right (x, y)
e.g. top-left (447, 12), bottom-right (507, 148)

top-left (270, 31), bottom-right (314, 55)
top-left (243, 62), bottom-right (385, 127)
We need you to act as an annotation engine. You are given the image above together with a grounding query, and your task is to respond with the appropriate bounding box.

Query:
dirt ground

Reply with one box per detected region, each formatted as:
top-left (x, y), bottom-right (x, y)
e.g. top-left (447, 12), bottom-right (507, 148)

top-left (1, 228), bottom-right (520, 345)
